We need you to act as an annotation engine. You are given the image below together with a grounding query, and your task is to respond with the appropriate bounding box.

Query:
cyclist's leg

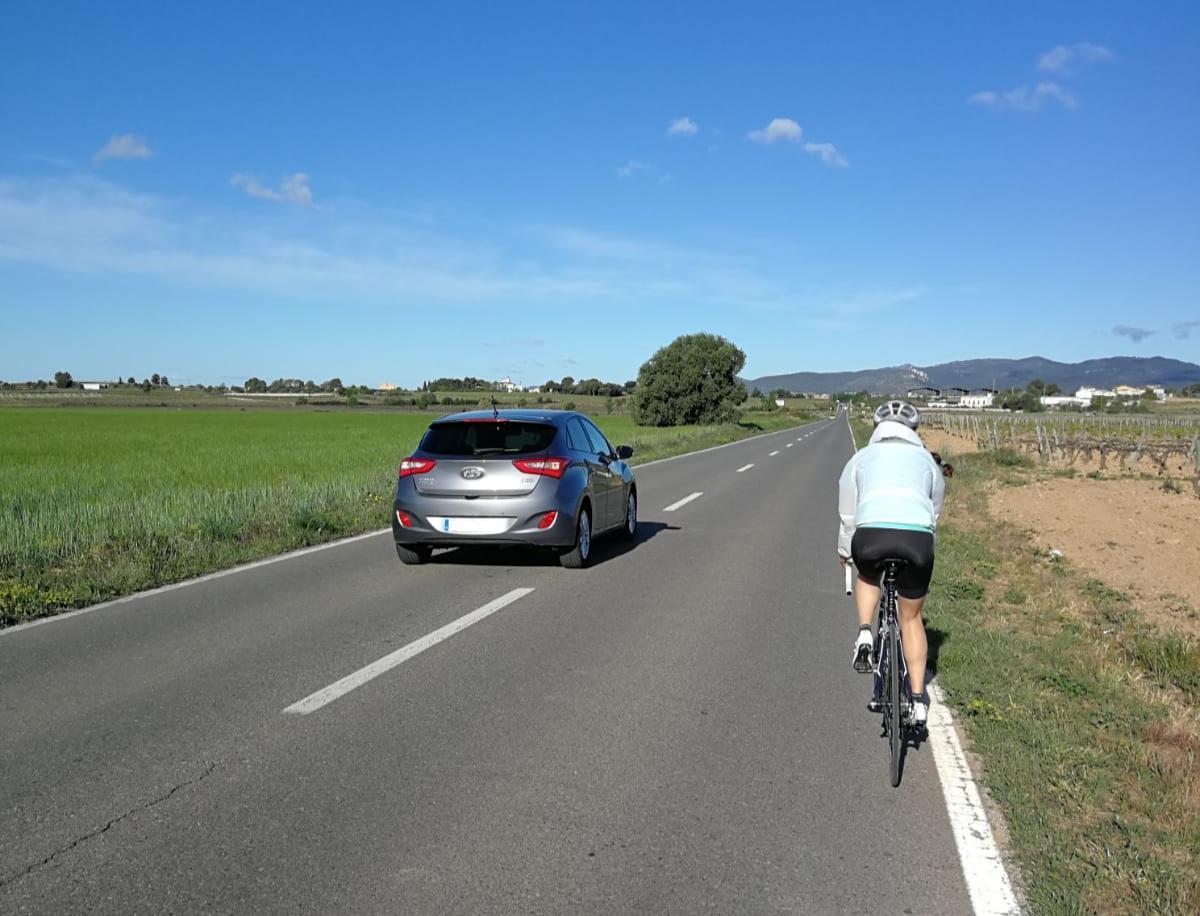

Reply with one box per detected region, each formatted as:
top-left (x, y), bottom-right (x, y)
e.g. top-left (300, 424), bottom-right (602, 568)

top-left (850, 529), bottom-right (882, 626)
top-left (897, 596), bottom-right (927, 696)
top-left (854, 577), bottom-right (879, 628)
top-left (895, 530), bottom-right (935, 697)
top-left (849, 530), bottom-right (883, 671)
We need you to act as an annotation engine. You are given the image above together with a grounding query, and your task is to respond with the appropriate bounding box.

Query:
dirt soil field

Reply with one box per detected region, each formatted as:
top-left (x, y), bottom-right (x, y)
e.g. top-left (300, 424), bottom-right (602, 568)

top-left (990, 477), bottom-right (1200, 637)
top-left (920, 428), bottom-right (978, 457)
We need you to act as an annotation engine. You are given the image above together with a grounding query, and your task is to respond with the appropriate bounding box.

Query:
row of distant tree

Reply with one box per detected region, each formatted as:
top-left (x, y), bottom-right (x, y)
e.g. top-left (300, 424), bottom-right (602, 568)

top-left (0, 371), bottom-right (174, 392)
top-left (418, 376), bottom-right (636, 396)
top-left (240, 377), bottom-right (375, 396)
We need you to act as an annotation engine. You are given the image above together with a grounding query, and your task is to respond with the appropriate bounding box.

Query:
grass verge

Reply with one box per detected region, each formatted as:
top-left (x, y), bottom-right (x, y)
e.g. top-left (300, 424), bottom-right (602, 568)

top-left (925, 448), bottom-right (1200, 914)
top-left (0, 407), bottom-right (808, 627)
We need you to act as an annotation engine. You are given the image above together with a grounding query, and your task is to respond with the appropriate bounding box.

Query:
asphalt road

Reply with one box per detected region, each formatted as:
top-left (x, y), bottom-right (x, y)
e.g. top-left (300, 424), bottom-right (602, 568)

top-left (0, 416), bottom-right (975, 915)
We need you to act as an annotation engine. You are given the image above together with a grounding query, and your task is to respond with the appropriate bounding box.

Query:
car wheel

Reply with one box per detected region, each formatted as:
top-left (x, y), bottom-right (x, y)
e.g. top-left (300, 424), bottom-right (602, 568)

top-left (619, 490), bottom-right (637, 541)
top-left (559, 506), bottom-right (592, 569)
top-left (395, 543), bottom-right (432, 565)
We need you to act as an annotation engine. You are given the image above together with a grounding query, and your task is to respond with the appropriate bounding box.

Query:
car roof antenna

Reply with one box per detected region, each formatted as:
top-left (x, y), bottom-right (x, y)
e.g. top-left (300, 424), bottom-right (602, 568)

top-left (491, 395), bottom-right (500, 421)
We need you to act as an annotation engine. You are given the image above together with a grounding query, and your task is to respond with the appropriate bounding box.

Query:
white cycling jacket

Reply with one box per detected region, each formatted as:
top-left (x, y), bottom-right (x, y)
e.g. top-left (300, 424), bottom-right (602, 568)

top-left (837, 422), bottom-right (945, 558)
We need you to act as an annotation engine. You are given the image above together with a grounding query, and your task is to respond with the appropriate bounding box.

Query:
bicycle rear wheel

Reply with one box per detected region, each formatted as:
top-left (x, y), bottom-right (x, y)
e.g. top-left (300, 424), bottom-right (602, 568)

top-left (888, 620), bottom-right (902, 787)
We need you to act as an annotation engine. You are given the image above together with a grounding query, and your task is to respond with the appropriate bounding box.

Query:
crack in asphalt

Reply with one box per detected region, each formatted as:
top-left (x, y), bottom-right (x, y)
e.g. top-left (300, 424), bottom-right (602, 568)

top-left (0, 760), bottom-right (219, 890)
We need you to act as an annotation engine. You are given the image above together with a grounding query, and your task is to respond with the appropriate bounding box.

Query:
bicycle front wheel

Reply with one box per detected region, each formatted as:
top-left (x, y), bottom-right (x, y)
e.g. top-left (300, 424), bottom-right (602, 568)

top-left (888, 621), bottom-right (902, 787)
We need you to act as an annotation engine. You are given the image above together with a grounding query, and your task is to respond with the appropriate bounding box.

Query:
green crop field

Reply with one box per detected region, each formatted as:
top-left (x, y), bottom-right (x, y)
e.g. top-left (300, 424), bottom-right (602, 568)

top-left (0, 406), bottom-right (807, 625)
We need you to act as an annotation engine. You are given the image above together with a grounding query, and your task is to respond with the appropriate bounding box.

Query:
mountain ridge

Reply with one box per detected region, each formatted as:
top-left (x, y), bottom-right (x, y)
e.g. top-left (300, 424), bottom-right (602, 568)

top-left (744, 356), bottom-right (1200, 396)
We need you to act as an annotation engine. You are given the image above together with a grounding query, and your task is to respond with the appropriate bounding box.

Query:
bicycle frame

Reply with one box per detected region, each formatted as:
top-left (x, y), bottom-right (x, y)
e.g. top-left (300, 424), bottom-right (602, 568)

top-left (872, 564), bottom-right (911, 725)
top-left (873, 575), bottom-right (903, 674)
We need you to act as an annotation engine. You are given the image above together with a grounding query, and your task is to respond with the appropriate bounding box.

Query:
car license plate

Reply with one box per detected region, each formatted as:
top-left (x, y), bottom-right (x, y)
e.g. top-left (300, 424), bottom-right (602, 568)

top-left (427, 517), bottom-right (514, 535)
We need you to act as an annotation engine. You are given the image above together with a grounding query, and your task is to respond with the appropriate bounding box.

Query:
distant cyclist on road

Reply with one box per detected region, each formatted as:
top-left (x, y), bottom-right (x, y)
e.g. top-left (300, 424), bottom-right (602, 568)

top-left (837, 401), bottom-right (945, 727)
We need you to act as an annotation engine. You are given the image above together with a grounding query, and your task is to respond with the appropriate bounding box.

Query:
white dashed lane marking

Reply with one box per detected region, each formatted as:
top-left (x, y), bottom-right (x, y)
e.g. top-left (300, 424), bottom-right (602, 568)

top-left (283, 588), bottom-right (536, 715)
top-left (736, 464), bottom-right (754, 473)
top-left (663, 492), bottom-right (703, 512)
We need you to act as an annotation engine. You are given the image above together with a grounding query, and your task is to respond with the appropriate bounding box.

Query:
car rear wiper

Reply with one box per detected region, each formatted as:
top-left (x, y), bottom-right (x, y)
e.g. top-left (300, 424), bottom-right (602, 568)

top-left (471, 447), bottom-right (512, 455)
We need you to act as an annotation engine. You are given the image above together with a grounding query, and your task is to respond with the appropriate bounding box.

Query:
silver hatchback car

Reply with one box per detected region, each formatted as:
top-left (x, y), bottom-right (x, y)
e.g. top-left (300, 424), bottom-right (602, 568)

top-left (392, 409), bottom-right (637, 568)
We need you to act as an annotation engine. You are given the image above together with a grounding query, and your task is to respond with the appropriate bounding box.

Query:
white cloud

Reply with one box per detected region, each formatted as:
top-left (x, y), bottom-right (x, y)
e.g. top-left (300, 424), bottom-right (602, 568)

top-left (803, 142), bottom-right (848, 167)
top-left (1037, 42), bottom-right (1113, 73)
top-left (969, 81), bottom-right (1077, 112)
top-left (748, 118), bottom-right (802, 144)
top-left (230, 172), bottom-right (314, 206)
top-left (616, 160), bottom-right (650, 178)
top-left (667, 116), bottom-right (699, 137)
top-left (93, 134), bottom-right (151, 164)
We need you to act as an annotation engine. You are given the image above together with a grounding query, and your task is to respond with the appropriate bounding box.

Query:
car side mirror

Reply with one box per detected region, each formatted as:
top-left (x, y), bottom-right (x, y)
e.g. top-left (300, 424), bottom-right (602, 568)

top-left (616, 445), bottom-right (634, 460)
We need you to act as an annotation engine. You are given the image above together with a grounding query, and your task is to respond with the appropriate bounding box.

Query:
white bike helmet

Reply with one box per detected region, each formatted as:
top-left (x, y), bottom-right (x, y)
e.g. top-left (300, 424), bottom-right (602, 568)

top-left (873, 400), bottom-right (920, 429)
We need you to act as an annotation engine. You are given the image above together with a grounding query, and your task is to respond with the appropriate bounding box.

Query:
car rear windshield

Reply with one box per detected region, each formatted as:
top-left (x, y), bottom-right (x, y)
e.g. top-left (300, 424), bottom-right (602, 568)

top-left (420, 421), bottom-right (558, 457)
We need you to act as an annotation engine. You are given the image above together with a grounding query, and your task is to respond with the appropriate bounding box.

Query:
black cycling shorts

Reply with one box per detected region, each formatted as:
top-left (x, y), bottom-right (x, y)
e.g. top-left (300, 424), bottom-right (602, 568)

top-left (851, 527), bottom-right (936, 600)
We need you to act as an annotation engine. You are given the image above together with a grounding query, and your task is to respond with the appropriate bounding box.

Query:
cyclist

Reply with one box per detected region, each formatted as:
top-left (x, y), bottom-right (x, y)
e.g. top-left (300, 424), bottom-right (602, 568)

top-left (837, 401), bottom-right (945, 727)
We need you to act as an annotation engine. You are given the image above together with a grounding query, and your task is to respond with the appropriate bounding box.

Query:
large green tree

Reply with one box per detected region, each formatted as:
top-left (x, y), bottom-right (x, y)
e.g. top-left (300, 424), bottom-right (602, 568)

top-left (632, 333), bottom-right (747, 426)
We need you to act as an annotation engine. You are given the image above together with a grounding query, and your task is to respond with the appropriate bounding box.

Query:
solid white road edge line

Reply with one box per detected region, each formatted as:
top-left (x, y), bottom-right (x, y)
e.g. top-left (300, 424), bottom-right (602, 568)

top-left (6, 421), bottom-right (828, 638)
top-left (283, 587), bottom-right (535, 715)
top-left (843, 411), bottom-right (1019, 915)
top-left (927, 685), bottom-right (1021, 915)
top-left (735, 463), bottom-right (754, 473)
top-left (663, 492), bottom-right (704, 512)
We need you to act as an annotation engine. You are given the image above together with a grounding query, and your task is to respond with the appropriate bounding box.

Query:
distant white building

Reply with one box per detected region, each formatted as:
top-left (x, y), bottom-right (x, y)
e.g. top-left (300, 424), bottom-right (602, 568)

top-left (1040, 395), bottom-right (1083, 408)
top-left (1075, 387), bottom-right (1117, 405)
top-left (960, 391), bottom-right (995, 409)
top-left (377, 382), bottom-right (398, 392)
top-left (496, 376), bottom-right (523, 393)
top-left (1041, 385), bottom-right (1148, 409)
top-left (80, 382), bottom-right (109, 391)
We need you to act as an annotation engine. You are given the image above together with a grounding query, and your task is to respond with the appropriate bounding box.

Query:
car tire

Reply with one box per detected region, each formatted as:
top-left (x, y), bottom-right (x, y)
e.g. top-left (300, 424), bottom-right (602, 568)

top-left (395, 543), bottom-right (432, 565)
top-left (559, 506), bottom-right (592, 569)
top-left (619, 490), bottom-right (637, 541)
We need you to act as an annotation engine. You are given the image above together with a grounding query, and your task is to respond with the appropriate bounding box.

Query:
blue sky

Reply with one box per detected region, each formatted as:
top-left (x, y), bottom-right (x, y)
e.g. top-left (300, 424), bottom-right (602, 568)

top-left (2, 1), bottom-right (1197, 387)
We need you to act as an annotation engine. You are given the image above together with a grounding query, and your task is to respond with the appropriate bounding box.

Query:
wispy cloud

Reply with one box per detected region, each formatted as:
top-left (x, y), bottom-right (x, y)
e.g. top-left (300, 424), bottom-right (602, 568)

top-left (1171, 319), bottom-right (1200, 340)
top-left (803, 142), bottom-right (848, 167)
top-left (230, 172), bottom-right (314, 206)
top-left (1037, 42), bottom-right (1113, 74)
top-left (616, 160), bottom-right (671, 183)
top-left (93, 134), bottom-right (151, 164)
top-left (667, 116), bottom-right (698, 137)
top-left (0, 172), bottom-right (921, 324)
top-left (1113, 324), bottom-right (1155, 343)
top-left (748, 118), bottom-right (802, 144)
top-left (969, 81), bottom-right (1077, 112)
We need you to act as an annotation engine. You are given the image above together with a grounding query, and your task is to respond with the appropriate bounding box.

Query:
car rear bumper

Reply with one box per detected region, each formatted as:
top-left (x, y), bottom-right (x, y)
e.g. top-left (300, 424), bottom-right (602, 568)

top-left (391, 498), bottom-right (576, 550)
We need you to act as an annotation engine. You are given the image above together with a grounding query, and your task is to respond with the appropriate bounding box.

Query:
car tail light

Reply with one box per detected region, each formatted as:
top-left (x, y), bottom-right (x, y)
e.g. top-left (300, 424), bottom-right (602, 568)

top-left (396, 509), bottom-right (414, 528)
top-left (536, 511), bottom-right (558, 530)
top-left (398, 457), bottom-right (436, 478)
top-left (513, 457), bottom-right (569, 479)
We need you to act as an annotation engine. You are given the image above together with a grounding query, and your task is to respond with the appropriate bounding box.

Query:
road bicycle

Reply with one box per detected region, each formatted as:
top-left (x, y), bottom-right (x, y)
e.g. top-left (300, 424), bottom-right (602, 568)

top-left (874, 559), bottom-right (913, 786)
top-left (849, 558), bottom-right (914, 786)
